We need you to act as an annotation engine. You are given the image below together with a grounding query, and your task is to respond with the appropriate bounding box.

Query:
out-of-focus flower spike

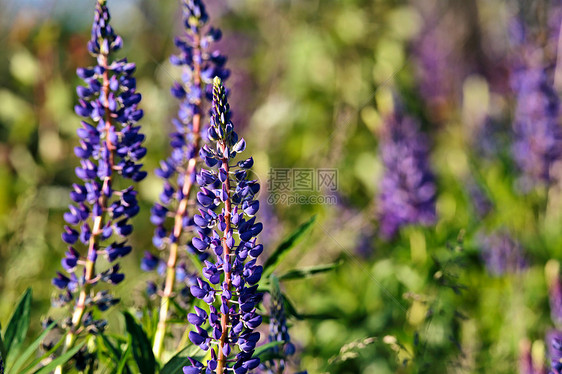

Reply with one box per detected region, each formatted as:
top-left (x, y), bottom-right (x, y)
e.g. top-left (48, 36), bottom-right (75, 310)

top-left (144, 0), bottom-right (228, 360)
top-left (377, 107), bottom-right (437, 239)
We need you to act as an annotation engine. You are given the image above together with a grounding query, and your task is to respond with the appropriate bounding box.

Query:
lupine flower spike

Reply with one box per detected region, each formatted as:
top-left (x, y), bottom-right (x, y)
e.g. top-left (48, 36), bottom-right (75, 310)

top-left (183, 77), bottom-right (263, 374)
top-left (142, 0), bottom-right (229, 359)
top-left (52, 0), bottom-right (145, 369)
top-left (377, 110), bottom-right (437, 239)
top-left (258, 276), bottom-right (296, 373)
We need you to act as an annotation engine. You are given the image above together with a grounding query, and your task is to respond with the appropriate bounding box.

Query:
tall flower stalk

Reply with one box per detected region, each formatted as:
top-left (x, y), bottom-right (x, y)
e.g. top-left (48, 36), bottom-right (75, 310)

top-left (183, 77), bottom-right (263, 373)
top-left (52, 0), bottom-right (146, 370)
top-left (142, 0), bottom-right (228, 359)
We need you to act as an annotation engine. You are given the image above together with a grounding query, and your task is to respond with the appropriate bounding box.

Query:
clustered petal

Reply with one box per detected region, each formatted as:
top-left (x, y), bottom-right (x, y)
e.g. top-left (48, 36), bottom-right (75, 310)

top-left (511, 68), bottom-right (562, 188)
top-left (52, 0), bottom-right (145, 334)
top-left (143, 0), bottom-right (229, 292)
top-left (377, 112), bottom-right (437, 239)
top-left (479, 231), bottom-right (527, 276)
top-left (183, 77), bottom-right (262, 373)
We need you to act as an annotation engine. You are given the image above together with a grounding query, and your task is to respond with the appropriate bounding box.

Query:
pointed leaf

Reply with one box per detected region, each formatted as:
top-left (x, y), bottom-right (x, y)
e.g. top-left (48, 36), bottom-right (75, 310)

top-left (33, 341), bottom-right (85, 374)
top-left (0, 323), bottom-right (6, 368)
top-left (4, 288), bottom-right (32, 360)
top-left (253, 341), bottom-right (284, 361)
top-left (98, 333), bottom-right (132, 374)
top-left (113, 339), bottom-right (132, 374)
top-left (278, 260), bottom-right (342, 281)
top-left (263, 216), bottom-right (316, 278)
top-left (160, 345), bottom-right (205, 374)
top-left (8, 323), bottom-right (55, 374)
top-left (123, 312), bottom-right (156, 374)
top-left (20, 332), bottom-right (67, 374)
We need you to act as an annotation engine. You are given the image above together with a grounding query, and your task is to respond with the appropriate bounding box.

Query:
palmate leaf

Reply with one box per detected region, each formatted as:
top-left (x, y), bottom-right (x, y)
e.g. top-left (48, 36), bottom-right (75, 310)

top-left (123, 312), bottom-right (156, 374)
top-left (4, 288), bottom-right (32, 363)
top-left (263, 215), bottom-right (316, 278)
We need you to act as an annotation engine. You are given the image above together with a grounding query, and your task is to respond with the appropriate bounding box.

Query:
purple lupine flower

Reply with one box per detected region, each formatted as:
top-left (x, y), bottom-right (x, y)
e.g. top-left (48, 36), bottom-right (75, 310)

top-left (511, 67), bottom-right (562, 189)
top-left (550, 273), bottom-right (562, 326)
top-left (143, 0), bottom-right (229, 359)
top-left (466, 179), bottom-right (493, 219)
top-left (183, 77), bottom-right (263, 373)
top-left (547, 330), bottom-right (562, 373)
top-left (53, 0), bottom-right (145, 341)
top-left (257, 276), bottom-right (296, 373)
top-left (479, 231), bottom-right (527, 276)
top-left (411, 8), bottom-right (470, 123)
top-left (377, 112), bottom-right (437, 239)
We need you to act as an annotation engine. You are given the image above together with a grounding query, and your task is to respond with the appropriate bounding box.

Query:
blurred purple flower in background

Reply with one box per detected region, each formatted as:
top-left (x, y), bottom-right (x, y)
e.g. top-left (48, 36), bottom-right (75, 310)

top-left (143, 0), bottom-right (229, 358)
top-left (466, 178), bottom-right (493, 219)
top-left (479, 231), bottom-right (527, 276)
top-left (549, 270), bottom-right (562, 326)
top-left (511, 68), bottom-right (562, 189)
top-left (377, 111), bottom-right (437, 239)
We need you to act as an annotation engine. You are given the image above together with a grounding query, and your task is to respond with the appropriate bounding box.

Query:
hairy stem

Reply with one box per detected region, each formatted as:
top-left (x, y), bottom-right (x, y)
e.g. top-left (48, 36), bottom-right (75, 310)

top-left (217, 147), bottom-right (233, 374)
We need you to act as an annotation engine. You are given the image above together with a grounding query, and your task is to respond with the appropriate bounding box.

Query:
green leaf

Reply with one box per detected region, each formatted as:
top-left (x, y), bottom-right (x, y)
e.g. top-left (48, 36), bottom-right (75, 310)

top-left (282, 293), bottom-right (338, 320)
top-left (98, 333), bottom-right (132, 374)
top-left (0, 323), bottom-right (6, 366)
top-left (278, 260), bottom-right (343, 281)
top-left (263, 216), bottom-right (316, 278)
top-left (4, 288), bottom-right (32, 361)
top-left (253, 341), bottom-right (284, 362)
top-left (33, 341), bottom-right (85, 374)
top-left (20, 332), bottom-right (67, 374)
top-left (160, 345), bottom-right (204, 374)
top-left (8, 323), bottom-right (55, 374)
top-left (123, 312), bottom-right (156, 374)
top-left (113, 339), bottom-right (132, 374)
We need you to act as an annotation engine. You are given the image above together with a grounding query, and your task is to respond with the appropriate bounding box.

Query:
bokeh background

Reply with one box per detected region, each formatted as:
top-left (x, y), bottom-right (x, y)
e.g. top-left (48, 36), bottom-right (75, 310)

top-left (1, 0), bottom-right (562, 372)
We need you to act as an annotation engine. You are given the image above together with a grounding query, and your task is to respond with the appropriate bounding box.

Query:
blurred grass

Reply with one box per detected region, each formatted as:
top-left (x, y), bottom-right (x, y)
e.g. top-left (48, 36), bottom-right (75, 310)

top-left (1, 0), bottom-right (562, 372)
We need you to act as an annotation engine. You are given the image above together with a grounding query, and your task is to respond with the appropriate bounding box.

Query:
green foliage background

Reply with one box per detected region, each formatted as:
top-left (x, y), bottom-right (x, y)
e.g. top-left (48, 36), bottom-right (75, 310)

top-left (0, 0), bottom-right (560, 372)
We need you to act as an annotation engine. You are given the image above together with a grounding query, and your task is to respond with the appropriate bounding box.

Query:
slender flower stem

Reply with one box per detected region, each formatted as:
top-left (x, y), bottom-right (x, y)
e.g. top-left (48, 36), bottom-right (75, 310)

top-left (152, 33), bottom-right (203, 360)
top-left (57, 52), bottom-right (115, 374)
top-left (217, 152), bottom-right (232, 374)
